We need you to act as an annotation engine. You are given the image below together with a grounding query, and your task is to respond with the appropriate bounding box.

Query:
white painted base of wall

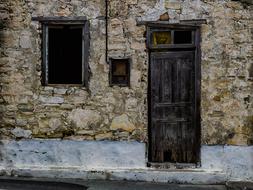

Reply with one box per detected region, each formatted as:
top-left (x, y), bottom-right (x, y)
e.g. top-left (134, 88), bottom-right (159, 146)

top-left (0, 140), bottom-right (252, 183)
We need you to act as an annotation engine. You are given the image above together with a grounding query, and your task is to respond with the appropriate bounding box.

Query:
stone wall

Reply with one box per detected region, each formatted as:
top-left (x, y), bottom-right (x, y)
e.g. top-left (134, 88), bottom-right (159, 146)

top-left (0, 0), bottom-right (252, 145)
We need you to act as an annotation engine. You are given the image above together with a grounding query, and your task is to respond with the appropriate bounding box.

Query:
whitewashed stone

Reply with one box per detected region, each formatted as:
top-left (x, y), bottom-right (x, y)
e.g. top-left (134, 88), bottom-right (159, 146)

top-left (0, 139), bottom-right (146, 169)
top-left (0, 140), bottom-right (252, 183)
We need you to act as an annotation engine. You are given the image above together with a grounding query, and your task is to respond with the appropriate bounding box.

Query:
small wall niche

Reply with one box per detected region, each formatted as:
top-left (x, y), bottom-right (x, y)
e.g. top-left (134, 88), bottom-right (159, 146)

top-left (109, 58), bottom-right (130, 87)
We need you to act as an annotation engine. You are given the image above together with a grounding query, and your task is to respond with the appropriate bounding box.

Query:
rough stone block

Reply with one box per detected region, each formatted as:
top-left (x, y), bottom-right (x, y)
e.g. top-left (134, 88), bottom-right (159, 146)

top-left (68, 109), bottom-right (101, 130)
top-left (164, 1), bottom-right (181, 10)
top-left (39, 96), bottom-right (64, 104)
top-left (19, 36), bottom-right (32, 49)
top-left (11, 127), bottom-right (32, 138)
top-left (110, 114), bottom-right (135, 132)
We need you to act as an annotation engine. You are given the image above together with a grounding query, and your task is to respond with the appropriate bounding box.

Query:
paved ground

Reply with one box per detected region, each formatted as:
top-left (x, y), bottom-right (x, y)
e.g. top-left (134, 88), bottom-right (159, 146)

top-left (0, 177), bottom-right (252, 190)
top-left (0, 178), bottom-right (84, 190)
top-left (84, 181), bottom-right (226, 190)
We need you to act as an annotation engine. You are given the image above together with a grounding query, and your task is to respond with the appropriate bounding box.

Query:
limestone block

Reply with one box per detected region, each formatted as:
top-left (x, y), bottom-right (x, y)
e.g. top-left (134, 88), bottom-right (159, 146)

top-left (110, 114), bottom-right (135, 132)
top-left (127, 0), bottom-right (138, 5)
top-left (109, 18), bottom-right (124, 36)
top-left (1, 31), bottom-right (19, 48)
top-left (39, 96), bottom-right (64, 104)
top-left (130, 70), bottom-right (141, 88)
top-left (48, 118), bottom-right (62, 131)
top-left (15, 119), bottom-right (28, 127)
top-left (95, 132), bottom-right (113, 140)
top-left (17, 104), bottom-right (34, 112)
top-left (68, 109), bottom-right (102, 130)
top-left (108, 43), bottom-right (127, 51)
top-left (20, 35), bottom-right (32, 49)
top-left (53, 88), bottom-right (67, 95)
top-left (131, 42), bottom-right (145, 50)
top-left (11, 127), bottom-right (32, 138)
top-left (124, 18), bottom-right (137, 33)
top-left (164, 1), bottom-right (181, 10)
top-left (76, 130), bottom-right (94, 135)
top-left (126, 98), bottom-right (138, 110)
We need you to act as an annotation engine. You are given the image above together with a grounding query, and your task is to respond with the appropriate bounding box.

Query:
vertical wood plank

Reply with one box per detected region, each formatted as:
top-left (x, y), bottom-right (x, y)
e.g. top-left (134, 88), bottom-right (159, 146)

top-left (83, 21), bottom-right (90, 87)
top-left (42, 24), bottom-right (48, 85)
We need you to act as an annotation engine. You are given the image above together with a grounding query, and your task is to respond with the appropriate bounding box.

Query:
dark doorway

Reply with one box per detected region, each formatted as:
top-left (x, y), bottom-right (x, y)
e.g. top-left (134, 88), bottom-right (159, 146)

top-left (147, 25), bottom-right (201, 164)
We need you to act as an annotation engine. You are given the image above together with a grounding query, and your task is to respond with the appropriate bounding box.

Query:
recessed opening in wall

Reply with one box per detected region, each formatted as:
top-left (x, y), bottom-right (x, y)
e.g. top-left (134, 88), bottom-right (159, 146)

top-left (36, 17), bottom-right (90, 87)
top-left (48, 25), bottom-right (83, 84)
top-left (174, 31), bottom-right (192, 44)
top-left (109, 58), bottom-right (130, 87)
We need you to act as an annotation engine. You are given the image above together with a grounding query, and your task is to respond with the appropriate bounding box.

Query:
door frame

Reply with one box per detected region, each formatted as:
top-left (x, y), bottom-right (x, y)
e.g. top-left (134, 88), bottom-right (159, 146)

top-left (147, 24), bottom-right (201, 166)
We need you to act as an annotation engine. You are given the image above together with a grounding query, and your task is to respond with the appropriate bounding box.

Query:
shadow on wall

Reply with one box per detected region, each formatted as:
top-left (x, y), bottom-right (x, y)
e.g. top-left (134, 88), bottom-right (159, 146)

top-left (0, 2), bottom-right (9, 140)
top-left (0, 0), bottom-right (9, 44)
top-left (234, 0), bottom-right (253, 5)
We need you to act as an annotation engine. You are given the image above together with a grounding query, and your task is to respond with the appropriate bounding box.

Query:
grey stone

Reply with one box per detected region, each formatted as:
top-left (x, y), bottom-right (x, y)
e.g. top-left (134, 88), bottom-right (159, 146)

top-left (15, 119), bottom-right (28, 127)
top-left (11, 127), bottom-right (32, 138)
top-left (53, 88), bottom-right (67, 95)
top-left (17, 104), bottom-right (34, 112)
top-left (39, 96), bottom-right (64, 104)
top-left (68, 109), bottom-right (102, 130)
top-left (19, 36), bottom-right (32, 49)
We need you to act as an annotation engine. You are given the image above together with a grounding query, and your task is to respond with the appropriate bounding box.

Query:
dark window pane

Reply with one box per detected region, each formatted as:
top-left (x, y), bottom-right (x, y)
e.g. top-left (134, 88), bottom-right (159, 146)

top-left (152, 31), bottom-right (171, 45)
top-left (48, 26), bottom-right (83, 84)
top-left (112, 61), bottom-right (127, 76)
top-left (110, 59), bottom-right (130, 86)
top-left (174, 31), bottom-right (192, 44)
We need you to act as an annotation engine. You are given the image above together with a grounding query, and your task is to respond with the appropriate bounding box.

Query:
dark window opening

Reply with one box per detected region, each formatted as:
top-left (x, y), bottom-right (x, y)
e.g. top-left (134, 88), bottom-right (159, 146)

top-left (48, 26), bottom-right (83, 84)
top-left (174, 31), bottom-right (192, 44)
top-left (110, 58), bottom-right (130, 86)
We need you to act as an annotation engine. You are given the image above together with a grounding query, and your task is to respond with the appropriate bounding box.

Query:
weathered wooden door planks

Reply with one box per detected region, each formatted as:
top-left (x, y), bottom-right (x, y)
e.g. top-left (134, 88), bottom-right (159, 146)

top-left (149, 51), bottom-right (199, 163)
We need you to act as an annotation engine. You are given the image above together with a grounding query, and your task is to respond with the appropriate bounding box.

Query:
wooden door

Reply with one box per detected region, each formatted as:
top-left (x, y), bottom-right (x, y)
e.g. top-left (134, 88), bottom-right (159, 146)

top-left (149, 51), bottom-right (199, 163)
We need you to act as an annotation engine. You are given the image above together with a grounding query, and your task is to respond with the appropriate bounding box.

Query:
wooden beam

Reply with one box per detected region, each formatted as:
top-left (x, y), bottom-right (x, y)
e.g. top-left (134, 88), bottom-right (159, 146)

top-left (32, 16), bottom-right (87, 23)
top-left (136, 19), bottom-right (207, 26)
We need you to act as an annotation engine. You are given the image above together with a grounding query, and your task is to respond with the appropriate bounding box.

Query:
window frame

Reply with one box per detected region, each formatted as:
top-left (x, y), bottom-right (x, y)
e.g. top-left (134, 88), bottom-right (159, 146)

top-left (147, 24), bottom-right (198, 50)
top-left (36, 17), bottom-right (90, 87)
top-left (109, 58), bottom-right (131, 87)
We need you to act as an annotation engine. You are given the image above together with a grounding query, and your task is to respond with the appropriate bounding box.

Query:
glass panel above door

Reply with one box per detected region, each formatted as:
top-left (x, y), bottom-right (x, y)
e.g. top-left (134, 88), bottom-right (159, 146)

top-left (174, 31), bottom-right (192, 44)
top-left (152, 31), bottom-right (172, 45)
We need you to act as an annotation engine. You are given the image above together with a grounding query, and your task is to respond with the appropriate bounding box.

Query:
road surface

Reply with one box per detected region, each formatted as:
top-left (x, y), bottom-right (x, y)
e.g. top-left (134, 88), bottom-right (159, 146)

top-left (0, 178), bottom-right (251, 190)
